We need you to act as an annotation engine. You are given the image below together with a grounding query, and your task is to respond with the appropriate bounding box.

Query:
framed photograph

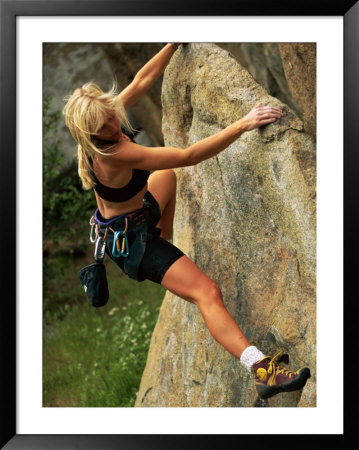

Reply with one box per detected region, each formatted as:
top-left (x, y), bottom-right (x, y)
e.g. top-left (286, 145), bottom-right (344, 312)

top-left (1, 0), bottom-right (356, 448)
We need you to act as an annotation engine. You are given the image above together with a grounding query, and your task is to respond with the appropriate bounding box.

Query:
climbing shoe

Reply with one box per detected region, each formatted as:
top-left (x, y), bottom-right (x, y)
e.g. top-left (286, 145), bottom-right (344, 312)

top-left (252, 351), bottom-right (311, 400)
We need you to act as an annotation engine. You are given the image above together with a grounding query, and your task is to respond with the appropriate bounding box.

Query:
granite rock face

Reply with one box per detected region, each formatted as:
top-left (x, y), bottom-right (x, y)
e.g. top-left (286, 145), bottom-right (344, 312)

top-left (278, 43), bottom-right (317, 141)
top-left (135, 44), bottom-right (316, 408)
top-left (218, 43), bottom-right (316, 142)
top-left (218, 43), bottom-right (301, 117)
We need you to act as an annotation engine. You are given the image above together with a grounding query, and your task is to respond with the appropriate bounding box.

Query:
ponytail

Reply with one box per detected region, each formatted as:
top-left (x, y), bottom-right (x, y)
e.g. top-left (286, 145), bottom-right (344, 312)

top-left (63, 81), bottom-right (134, 190)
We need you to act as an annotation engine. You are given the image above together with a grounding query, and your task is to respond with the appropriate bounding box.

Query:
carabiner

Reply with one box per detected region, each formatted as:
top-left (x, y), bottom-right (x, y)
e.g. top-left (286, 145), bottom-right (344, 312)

top-left (90, 223), bottom-right (98, 243)
top-left (112, 230), bottom-right (129, 258)
top-left (94, 236), bottom-right (106, 262)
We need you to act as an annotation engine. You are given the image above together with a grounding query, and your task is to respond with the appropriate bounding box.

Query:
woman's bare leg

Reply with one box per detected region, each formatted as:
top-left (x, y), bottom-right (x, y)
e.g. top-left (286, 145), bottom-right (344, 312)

top-left (147, 169), bottom-right (177, 240)
top-left (149, 170), bottom-right (251, 358)
top-left (161, 255), bottom-right (251, 359)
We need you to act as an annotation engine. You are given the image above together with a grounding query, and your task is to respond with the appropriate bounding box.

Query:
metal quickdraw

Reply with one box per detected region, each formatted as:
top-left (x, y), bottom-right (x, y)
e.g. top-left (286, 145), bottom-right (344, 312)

top-left (94, 236), bottom-right (106, 262)
top-left (111, 217), bottom-right (129, 258)
top-left (90, 216), bottom-right (109, 262)
top-left (89, 216), bottom-right (98, 243)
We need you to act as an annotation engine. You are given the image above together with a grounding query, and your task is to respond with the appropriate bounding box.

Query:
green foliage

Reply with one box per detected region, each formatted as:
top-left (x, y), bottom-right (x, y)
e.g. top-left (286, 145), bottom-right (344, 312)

top-left (43, 97), bottom-right (96, 298)
top-left (43, 97), bottom-right (166, 408)
top-left (43, 97), bottom-right (95, 247)
top-left (43, 259), bottom-right (165, 407)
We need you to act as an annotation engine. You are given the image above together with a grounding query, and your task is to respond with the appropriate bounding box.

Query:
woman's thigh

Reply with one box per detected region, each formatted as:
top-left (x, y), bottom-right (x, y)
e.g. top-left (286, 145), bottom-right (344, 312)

top-left (160, 255), bottom-right (220, 304)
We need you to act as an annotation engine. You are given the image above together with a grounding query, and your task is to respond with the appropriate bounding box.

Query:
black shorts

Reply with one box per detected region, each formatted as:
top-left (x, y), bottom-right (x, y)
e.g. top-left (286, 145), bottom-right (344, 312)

top-left (99, 191), bottom-right (185, 284)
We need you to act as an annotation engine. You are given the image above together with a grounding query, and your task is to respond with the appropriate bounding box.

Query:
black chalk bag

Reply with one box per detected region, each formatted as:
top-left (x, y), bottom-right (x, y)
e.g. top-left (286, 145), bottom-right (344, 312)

top-left (79, 262), bottom-right (109, 307)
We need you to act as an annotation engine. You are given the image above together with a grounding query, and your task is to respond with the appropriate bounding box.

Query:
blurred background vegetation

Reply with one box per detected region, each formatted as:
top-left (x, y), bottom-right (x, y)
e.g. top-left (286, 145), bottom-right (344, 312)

top-left (43, 44), bottom-right (169, 407)
top-left (43, 96), bottom-right (165, 407)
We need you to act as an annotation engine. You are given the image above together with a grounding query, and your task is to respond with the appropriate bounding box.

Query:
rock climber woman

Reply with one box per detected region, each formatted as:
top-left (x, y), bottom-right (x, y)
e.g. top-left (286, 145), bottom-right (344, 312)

top-left (63, 43), bottom-right (310, 400)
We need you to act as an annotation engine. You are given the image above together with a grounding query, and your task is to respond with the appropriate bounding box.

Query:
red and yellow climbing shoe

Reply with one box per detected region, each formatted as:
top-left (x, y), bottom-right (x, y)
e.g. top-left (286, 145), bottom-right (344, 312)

top-left (252, 351), bottom-right (311, 400)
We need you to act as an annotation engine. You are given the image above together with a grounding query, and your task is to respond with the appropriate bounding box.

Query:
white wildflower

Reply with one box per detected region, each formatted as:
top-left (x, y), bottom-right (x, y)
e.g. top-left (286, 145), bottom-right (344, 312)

top-left (108, 307), bottom-right (119, 316)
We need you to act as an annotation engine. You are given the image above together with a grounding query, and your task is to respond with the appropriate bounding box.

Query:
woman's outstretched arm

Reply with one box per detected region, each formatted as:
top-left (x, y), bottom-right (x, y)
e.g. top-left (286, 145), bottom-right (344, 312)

top-left (109, 103), bottom-right (283, 171)
top-left (118, 44), bottom-right (180, 109)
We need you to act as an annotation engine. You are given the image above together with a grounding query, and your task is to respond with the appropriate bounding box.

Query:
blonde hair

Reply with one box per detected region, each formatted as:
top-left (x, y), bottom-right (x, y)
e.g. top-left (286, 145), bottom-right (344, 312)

top-left (63, 81), bottom-right (133, 190)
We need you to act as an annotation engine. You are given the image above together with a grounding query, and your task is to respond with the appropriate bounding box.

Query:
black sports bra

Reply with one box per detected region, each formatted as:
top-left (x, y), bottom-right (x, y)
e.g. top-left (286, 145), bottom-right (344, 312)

top-left (90, 130), bottom-right (150, 203)
top-left (92, 169), bottom-right (150, 202)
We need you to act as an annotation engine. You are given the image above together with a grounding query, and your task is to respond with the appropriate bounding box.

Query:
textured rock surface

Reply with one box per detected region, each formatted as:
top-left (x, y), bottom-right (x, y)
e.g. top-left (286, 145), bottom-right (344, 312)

top-left (279, 43), bottom-right (316, 141)
top-left (218, 43), bottom-right (301, 116)
top-left (135, 43), bottom-right (316, 408)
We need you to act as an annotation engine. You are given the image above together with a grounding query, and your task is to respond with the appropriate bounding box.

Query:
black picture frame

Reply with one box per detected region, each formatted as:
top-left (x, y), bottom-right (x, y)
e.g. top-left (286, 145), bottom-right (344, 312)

top-left (1, 0), bottom-right (357, 448)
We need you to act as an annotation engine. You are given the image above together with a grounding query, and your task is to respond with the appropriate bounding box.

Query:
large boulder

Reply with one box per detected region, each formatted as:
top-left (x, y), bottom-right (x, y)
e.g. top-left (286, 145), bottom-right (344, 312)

top-left (135, 43), bottom-right (316, 408)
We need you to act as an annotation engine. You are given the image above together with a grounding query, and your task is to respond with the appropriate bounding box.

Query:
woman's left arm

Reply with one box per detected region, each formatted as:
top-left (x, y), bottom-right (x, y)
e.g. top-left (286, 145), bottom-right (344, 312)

top-left (118, 43), bottom-right (181, 109)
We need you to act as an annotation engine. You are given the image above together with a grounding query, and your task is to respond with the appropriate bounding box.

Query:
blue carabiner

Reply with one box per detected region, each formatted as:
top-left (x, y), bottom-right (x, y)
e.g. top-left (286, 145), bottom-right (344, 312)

top-left (112, 230), bottom-right (130, 258)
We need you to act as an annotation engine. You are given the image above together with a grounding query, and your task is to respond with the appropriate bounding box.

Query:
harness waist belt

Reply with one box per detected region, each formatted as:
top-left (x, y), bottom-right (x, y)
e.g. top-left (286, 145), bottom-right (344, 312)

top-left (93, 205), bottom-right (160, 281)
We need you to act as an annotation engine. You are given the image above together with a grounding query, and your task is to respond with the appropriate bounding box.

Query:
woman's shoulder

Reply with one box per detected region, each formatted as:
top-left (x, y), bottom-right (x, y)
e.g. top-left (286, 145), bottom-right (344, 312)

top-left (96, 139), bottom-right (134, 167)
top-left (93, 152), bottom-right (133, 182)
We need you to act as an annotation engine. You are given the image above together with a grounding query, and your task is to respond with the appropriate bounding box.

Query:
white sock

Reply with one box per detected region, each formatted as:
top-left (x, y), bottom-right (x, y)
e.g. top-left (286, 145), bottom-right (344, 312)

top-left (240, 346), bottom-right (266, 372)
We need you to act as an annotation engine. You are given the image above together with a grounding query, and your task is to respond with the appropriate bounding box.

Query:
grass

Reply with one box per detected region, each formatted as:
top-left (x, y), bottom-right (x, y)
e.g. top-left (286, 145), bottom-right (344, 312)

top-left (43, 249), bottom-right (166, 407)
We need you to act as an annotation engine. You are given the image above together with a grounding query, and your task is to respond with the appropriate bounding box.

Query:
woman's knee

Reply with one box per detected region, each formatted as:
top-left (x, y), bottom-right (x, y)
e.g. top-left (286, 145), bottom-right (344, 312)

top-left (148, 169), bottom-right (176, 206)
top-left (162, 169), bottom-right (177, 192)
top-left (193, 280), bottom-right (223, 308)
top-left (168, 168), bottom-right (177, 183)
top-left (151, 168), bottom-right (176, 185)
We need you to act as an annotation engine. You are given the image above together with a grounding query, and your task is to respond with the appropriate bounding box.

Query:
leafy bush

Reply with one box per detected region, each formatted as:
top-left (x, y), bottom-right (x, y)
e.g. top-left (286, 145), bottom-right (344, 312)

top-left (43, 97), bottom-right (95, 249)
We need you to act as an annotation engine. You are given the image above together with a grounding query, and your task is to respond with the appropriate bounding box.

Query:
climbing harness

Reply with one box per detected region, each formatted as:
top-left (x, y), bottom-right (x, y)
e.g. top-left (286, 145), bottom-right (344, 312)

top-left (89, 206), bottom-right (151, 280)
top-left (90, 214), bottom-right (131, 260)
top-left (80, 200), bottom-right (161, 307)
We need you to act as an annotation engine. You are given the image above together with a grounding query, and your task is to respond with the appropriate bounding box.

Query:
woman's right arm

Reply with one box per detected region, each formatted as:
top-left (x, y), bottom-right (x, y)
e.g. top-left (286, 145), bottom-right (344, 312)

top-left (118, 44), bottom-right (180, 109)
top-left (113, 104), bottom-right (283, 171)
